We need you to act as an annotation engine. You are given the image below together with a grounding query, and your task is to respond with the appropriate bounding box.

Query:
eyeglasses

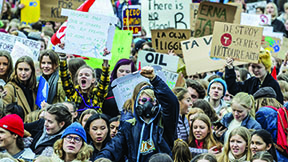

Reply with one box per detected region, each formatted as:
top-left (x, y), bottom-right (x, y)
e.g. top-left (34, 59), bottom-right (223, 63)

top-left (65, 135), bottom-right (82, 143)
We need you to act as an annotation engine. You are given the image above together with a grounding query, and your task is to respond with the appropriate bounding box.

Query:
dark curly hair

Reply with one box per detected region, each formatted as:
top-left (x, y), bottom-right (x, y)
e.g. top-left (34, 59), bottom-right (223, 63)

top-left (186, 79), bottom-right (206, 99)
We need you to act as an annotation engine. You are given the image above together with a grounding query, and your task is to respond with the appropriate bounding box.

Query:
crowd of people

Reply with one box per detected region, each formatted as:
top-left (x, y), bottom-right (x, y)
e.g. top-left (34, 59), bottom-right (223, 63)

top-left (0, 0), bottom-right (287, 162)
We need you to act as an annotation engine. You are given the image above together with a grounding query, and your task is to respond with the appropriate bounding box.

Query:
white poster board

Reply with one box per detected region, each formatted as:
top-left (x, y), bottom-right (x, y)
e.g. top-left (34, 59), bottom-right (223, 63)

top-left (111, 66), bottom-right (167, 111)
top-left (0, 33), bottom-right (41, 60)
top-left (137, 50), bottom-right (179, 72)
top-left (241, 13), bottom-right (271, 26)
top-left (56, 9), bottom-right (117, 60)
top-left (11, 42), bottom-right (34, 66)
top-left (141, 0), bottom-right (191, 36)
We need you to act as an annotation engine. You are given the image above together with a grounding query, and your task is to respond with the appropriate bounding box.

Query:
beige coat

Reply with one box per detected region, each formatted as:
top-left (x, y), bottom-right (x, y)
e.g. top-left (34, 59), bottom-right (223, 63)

top-left (3, 81), bottom-right (37, 120)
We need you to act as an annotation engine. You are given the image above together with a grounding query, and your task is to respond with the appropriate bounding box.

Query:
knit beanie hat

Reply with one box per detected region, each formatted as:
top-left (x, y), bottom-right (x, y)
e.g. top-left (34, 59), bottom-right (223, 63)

top-left (207, 78), bottom-right (227, 98)
top-left (0, 114), bottom-right (24, 137)
top-left (253, 87), bottom-right (277, 100)
top-left (61, 122), bottom-right (87, 143)
top-left (258, 49), bottom-right (272, 72)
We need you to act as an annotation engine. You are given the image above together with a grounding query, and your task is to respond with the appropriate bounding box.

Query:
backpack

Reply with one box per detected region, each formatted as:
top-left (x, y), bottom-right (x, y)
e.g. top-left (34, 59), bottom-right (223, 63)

top-left (266, 106), bottom-right (288, 156)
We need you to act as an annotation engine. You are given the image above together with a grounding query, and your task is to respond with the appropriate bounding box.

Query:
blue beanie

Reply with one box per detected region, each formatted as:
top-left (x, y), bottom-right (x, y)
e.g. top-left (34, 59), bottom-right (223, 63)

top-left (61, 122), bottom-right (87, 143)
top-left (207, 78), bottom-right (227, 98)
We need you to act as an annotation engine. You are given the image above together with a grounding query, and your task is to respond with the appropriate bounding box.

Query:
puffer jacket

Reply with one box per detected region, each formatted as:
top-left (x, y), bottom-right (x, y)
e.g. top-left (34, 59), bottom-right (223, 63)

top-left (95, 75), bottom-right (179, 162)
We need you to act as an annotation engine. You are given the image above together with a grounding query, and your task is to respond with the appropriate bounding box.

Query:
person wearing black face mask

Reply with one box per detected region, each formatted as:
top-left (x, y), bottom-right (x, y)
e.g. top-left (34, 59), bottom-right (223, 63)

top-left (95, 66), bottom-right (179, 162)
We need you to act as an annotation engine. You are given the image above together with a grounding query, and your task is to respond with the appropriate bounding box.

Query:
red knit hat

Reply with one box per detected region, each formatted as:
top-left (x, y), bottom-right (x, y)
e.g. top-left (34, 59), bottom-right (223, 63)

top-left (0, 114), bottom-right (24, 137)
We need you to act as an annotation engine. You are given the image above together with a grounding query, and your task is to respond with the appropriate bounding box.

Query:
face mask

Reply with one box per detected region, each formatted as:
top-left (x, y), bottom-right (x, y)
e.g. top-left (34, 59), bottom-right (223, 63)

top-left (135, 99), bottom-right (159, 119)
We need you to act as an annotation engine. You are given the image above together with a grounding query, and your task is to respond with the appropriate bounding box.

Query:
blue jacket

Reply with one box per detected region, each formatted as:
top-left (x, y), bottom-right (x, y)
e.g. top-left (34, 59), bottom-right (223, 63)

top-left (225, 67), bottom-right (283, 104)
top-left (96, 76), bottom-right (179, 162)
top-left (216, 113), bottom-right (262, 142)
top-left (255, 106), bottom-right (278, 143)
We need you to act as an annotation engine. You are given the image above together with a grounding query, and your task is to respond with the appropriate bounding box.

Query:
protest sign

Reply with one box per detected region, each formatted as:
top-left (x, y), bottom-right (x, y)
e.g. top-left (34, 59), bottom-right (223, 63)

top-left (190, 3), bottom-right (199, 31)
top-left (40, 0), bottom-right (85, 22)
top-left (162, 70), bottom-right (178, 89)
top-left (229, 2), bottom-right (242, 24)
top-left (210, 22), bottom-right (263, 63)
top-left (58, 9), bottom-right (117, 60)
top-left (122, 5), bottom-right (141, 36)
top-left (181, 35), bottom-right (244, 75)
top-left (241, 13), bottom-right (271, 26)
top-left (0, 33), bottom-right (41, 60)
top-left (11, 42), bottom-right (34, 66)
top-left (111, 66), bottom-right (166, 111)
top-left (21, 0), bottom-right (40, 24)
top-left (142, 0), bottom-right (191, 36)
top-left (137, 50), bottom-right (179, 72)
top-left (246, 1), bottom-right (267, 14)
top-left (263, 31), bottom-right (284, 45)
top-left (262, 36), bottom-right (281, 57)
top-left (0, 0), bottom-right (3, 19)
top-left (277, 38), bottom-right (288, 60)
top-left (151, 29), bottom-right (192, 55)
top-left (194, 2), bottom-right (237, 38)
top-left (85, 29), bottom-right (133, 70)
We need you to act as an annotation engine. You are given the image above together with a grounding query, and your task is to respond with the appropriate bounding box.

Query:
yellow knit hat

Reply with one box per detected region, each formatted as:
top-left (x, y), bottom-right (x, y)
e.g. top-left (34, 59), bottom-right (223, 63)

top-left (258, 49), bottom-right (272, 72)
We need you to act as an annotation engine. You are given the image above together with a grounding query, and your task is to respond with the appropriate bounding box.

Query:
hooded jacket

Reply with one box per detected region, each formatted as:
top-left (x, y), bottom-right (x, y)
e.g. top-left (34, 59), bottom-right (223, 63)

top-left (95, 75), bottom-right (179, 162)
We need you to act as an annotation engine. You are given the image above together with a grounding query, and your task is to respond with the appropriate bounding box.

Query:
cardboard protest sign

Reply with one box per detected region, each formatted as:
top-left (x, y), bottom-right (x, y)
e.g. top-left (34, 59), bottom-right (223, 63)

top-left (194, 2), bottom-right (237, 38)
top-left (262, 36), bottom-right (281, 57)
top-left (241, 13), bottom-right (271, 26)
top-left (40, 0), bottom-right (85, 22)
top-left (181, 35), bottom-right (244, 75)
top-left (246, 1), bottom-right (267, 14)
top-left (0, 33), bottom-right (41, 60)
top-left (111, 66), bottom-right (166, 111)
top-left (277, 38), bottom-right (288, 60)
top-left (122, 5), bottom-right (141, 36)
top-left (229, 2), bottom-right (242, 24)
top-left (85, 29), bottom-right (133, 70)
top-left (210, 22), bottom-right (263, 63)
top-left (21, 0), bottom-right (40, 24)
top-left (263, 31), bottom-right (284, 45)
top-left (137, 50), bottom-right (179, 72)
top-left (151, 29), bottom-right (192, 55)
top-left (58, 9), bottom-right (117, 60)
top-left (190, 3), bottom-right (199, 31)
top-left (142, 0), bottom-right (191, 36)
top-left (190, 3), bottom-right (240, 32)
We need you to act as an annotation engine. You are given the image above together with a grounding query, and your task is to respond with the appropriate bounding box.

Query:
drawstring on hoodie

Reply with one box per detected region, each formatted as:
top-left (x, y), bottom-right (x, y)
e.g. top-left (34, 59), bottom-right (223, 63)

top-left (136, 122), bottom-right (154, 162)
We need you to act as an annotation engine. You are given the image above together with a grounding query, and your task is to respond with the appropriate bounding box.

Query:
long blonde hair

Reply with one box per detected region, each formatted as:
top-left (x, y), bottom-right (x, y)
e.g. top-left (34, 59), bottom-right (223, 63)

top-left (53, 138), bottom-right (93, 161)
top-left (231, 92), bottom-right (255, 118)
top-left (218, 126), bottom-right (252, 162)
top-left (188, 114), bottom-right (220, 149)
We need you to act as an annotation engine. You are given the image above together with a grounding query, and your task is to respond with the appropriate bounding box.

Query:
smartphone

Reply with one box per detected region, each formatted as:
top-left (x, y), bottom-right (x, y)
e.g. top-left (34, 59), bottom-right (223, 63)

top-left (212, 121), bottom-right (227, 131)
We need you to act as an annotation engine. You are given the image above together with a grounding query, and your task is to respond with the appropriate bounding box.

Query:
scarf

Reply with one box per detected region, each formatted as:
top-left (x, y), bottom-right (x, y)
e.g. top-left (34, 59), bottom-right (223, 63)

top-left (195, 140), bottom-right (204, 149)
top-left (46, 70), bottom-right (59, 104)
top-left (228, 151), bottom-right (247, 162)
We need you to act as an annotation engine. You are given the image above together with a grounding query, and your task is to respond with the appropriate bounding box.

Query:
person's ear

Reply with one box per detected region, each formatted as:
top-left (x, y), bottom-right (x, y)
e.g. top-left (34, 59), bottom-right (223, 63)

top-left (12, 134), bottom-right (18, 139)
top-left (266, 143), bottom-right (272, 150)
top-left (59, 121), bottom-right (65, 128)
top-left (91, 78), bottom-right (96, 84)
